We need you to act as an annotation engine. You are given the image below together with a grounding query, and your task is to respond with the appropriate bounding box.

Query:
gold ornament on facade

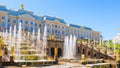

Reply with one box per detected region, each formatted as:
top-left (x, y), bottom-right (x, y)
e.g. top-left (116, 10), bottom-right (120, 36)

top-left (54, 20), bottom-right (58, 25)
top-left (49, 36), bottom-right (54, 40)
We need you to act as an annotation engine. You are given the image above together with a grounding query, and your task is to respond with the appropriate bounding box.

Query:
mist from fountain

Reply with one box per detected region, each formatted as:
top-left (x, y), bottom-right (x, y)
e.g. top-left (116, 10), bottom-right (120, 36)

top-left (63, 35), bottom-right (77, 59)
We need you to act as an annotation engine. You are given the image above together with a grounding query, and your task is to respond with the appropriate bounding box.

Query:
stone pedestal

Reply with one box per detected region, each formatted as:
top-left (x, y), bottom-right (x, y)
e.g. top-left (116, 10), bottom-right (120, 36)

top-left (10, 56), bottom-right (14, 62)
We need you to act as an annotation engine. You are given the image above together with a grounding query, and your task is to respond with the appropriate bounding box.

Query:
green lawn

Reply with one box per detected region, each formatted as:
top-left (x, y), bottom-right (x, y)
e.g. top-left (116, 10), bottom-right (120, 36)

top-left (108, 43), bottom-right (120, 48)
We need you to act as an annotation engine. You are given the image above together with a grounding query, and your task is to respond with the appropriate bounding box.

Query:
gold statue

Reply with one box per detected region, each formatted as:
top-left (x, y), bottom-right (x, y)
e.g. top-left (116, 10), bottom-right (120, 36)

top-left (0, 37), bottom-right (4, 56)
top-left (20, 4), bottom-right (24, 10)
top-left (54, 48), bottom-right (58, 59)
top-left (22, 30), bottom-right (25, 36)
top-left (81, 54), bottom-right (85, 63)
top-left (30, 34), bottom-right (32, 41)
top-left (10, 46), bottom-right (14, 56)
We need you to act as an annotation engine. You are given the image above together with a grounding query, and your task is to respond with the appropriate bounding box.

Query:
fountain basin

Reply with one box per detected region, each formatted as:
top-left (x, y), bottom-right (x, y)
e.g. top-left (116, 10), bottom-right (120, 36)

top-left (2, 60), bottom-right (56, 66)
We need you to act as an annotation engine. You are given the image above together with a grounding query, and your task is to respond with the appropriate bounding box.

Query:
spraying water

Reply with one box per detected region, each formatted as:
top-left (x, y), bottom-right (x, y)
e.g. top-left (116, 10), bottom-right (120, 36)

top-left (8, 26), bottom-right (12, 50)
top-left (41, 24), bottom-right (47, 55)
top-left (37, 28), bottom-right (41, 53)
top-left (16, 22), bottom-right (22, 60)
top-left (32, 29), bottom-right (35, 46)
top-left (63, 35), bottom-right (77, 59)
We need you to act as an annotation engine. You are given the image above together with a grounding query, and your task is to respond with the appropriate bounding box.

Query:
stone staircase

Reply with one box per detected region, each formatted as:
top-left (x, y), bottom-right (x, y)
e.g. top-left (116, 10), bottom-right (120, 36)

top-left (77, 42), bottom-right (115, 61)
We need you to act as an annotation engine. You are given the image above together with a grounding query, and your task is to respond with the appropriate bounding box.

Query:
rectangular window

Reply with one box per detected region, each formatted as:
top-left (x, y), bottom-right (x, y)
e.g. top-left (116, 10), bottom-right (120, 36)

top-left (47, 29), bottom-right (50, 32)
top-left (35, 23), bottom-right (36, 26)
top-left (8, 18), bottom-right (10, 22)
top-left (55, 30), bottom-right (57, 33)
top-left (52, 24), bottom-right (54, 27)
top-left (39, 24), bottom-right (41, 27)
top-left (62, 31), bottom-right (64, 34)
top-left (55, 25), bottom-right (57, 28)
top-left (52, 30), bottom-right (54, 33)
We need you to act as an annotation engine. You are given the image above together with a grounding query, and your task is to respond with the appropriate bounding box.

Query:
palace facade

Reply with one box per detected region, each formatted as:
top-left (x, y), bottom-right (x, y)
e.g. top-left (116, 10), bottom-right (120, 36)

top-left (0, 4), bottom-right (101, 41)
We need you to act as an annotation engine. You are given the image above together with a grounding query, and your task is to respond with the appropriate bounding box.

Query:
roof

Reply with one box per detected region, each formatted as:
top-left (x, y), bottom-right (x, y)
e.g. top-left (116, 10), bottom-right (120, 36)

top-left (69, 24), bottom-right (92, 30)
top-left (8, 9), bottom-right (18, 16)
top-left (0, 5), bottom-right (8, 12)
top-left (43, 15), bottom-right (66, 24)
top-left (83, 26), bottom-right (92, 30)
top-left (69, 24), bottom-right (81, 28)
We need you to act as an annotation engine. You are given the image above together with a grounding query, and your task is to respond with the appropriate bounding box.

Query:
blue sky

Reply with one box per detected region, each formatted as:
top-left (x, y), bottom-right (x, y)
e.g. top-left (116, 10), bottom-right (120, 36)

top-left (1, 0), bottom-right (120, 40)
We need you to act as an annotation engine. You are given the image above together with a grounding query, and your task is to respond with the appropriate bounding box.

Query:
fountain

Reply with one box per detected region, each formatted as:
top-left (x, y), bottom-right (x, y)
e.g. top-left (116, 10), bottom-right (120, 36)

top-left (63, 34), bottom-right (77, 59)
top-left (1, 22), bottom-right (55, 66)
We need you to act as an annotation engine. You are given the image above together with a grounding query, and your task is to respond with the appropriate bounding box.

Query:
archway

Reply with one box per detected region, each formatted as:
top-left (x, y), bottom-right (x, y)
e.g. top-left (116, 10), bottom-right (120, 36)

top-left (88, 51), bottom-right (90, 56)
top-left (94, 54), bottom-right (96, 58)
top-left (77, 46), bottom-right (80, 54)
top-left (51, 48), bottom-right (54, 58)
top-left (82, 49), bottom-right (85, 54)
top-left (58, 48), bottom-right (62, 58)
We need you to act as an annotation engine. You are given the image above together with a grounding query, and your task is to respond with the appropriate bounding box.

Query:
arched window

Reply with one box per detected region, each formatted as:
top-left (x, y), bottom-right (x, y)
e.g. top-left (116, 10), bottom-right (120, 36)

top-left (25, 26), bottom-right (28, 31)
top-left (30, 27), bottom-right (33, 32)
top-left (8, 18), bottom-right (10, 22)
top-left (31, 22), bottom-right (33, 25)
top-left (52, 29), bottom-right (54, 33)
top-left (1, 21), bottom-right (5, 27)
top-left (7, 24), bottom-right (10, 29)
top-left (25, 21), bottom-right (28, 25)
top-left (20, 20), bottom-right (23, 25)
top-left (34, 23), bottom-right (37, 27)
top-left (13, 19), bottom-right (16, 23)
top-left (2, 15), bottom-right (5, 19)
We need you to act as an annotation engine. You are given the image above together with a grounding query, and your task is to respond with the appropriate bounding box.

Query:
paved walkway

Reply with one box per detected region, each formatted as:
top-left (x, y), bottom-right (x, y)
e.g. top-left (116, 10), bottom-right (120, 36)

top-left (4, 62), bottom-right (87, 68)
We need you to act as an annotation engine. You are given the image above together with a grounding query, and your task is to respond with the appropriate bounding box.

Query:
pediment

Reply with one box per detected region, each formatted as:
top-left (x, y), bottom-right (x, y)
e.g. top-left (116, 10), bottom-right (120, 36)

top-left (19, 14), bottom-right (35, 19)
top-left (79, 27), bottom-right (85, 30)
